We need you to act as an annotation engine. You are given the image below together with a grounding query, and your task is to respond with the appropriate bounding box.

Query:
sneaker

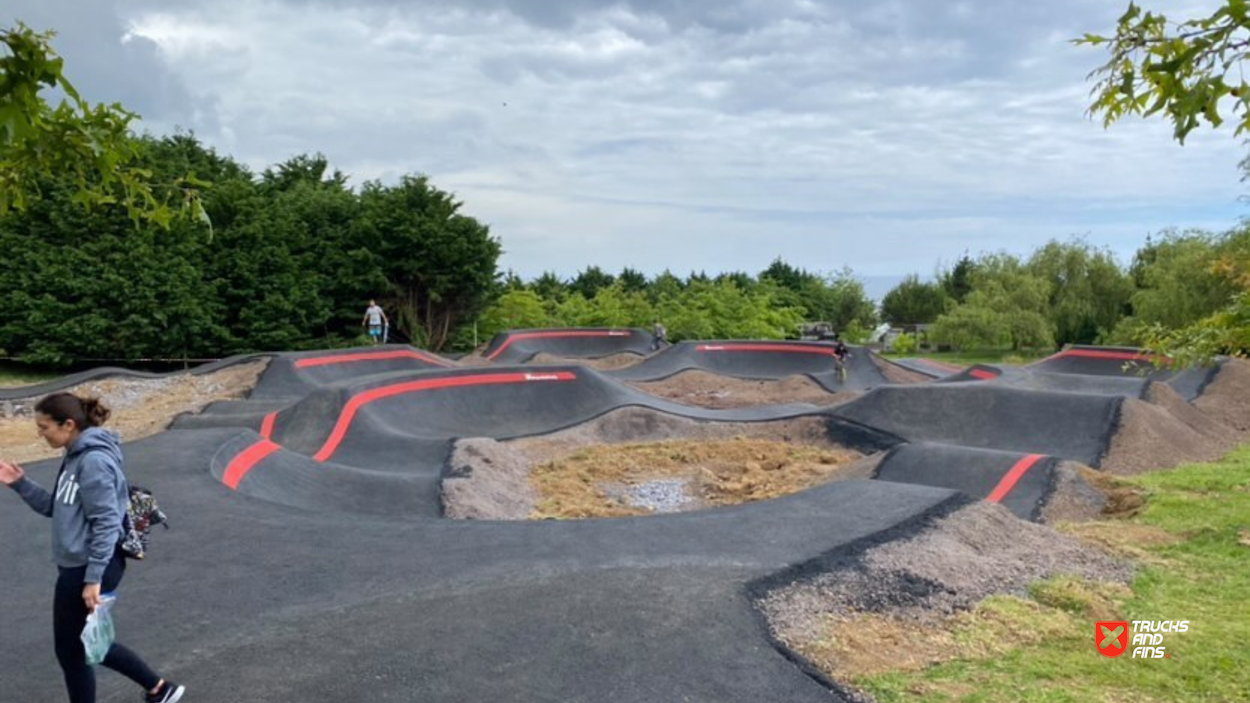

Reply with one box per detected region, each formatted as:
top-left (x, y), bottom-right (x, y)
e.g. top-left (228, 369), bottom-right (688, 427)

top-left (144, 681), bottom-right (186, 703)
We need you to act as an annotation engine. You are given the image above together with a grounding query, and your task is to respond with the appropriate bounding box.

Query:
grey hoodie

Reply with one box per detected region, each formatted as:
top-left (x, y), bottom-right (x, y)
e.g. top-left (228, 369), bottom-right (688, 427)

top-left (9, 427), bottom-right (129, 584)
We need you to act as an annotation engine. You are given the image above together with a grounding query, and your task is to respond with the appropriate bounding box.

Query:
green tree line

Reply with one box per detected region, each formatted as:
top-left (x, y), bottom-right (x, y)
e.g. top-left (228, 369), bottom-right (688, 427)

top-left (877, 231), bottom-right (1249, 359)
top-left (0, 135), bottom-right (501, 364)
top-left (470, 259), bottom-right (879, 348)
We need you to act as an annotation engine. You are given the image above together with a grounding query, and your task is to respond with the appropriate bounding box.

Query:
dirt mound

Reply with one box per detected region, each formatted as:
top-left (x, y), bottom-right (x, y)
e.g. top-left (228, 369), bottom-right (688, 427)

top-left (0, 361), bottom-right (268, 464)
top-left (627, 370), bottom-right (852, 408)
top-left (1100, 376), bottom-right (1244, 475)
top-left (1038, 461), bottom-right (1108, 524)
top-left (441, 438), bottom-right (536, 520)
top-left (529, 352), bottom-right (646, 370)
top-left (758, 501), bottom-right (1132, 671)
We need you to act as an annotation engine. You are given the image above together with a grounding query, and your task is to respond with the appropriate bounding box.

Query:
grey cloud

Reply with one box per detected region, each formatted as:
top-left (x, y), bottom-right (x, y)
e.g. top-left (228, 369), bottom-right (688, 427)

top-left (5, 0), bottom-right (215, 128)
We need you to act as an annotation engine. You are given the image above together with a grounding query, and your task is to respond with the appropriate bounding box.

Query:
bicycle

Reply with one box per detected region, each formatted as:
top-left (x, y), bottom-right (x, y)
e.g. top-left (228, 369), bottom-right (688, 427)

top-left (833, 352), bottom-right (850, 383)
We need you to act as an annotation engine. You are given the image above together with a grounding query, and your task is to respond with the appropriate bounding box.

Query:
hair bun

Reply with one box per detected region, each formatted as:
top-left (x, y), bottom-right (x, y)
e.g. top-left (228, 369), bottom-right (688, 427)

top-left (80, 397), bottom-right (112, 427)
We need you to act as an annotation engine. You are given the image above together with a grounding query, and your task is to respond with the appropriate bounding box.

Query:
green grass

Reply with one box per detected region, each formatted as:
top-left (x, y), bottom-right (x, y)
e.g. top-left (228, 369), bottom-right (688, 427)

top-left (855, 442), bottom-right (1250, 703)
top-left (881, 350), bottom-right (1051, 366)
top-left (0, 362), bottom-right (57, 387)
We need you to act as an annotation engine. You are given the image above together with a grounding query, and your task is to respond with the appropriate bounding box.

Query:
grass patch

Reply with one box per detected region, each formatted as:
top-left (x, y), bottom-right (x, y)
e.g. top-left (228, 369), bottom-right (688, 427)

top-left (845, 443), bottom-right (1250, 702)
top-left (0, 362), bottom-right (58, 387)
top-left (881, 350), bottom-right (1050, 366)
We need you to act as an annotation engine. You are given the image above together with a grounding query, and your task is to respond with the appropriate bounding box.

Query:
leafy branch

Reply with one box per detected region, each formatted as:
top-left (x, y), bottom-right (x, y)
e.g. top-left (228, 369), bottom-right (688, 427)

top-left (1076, 1), bottom-right (1250, 143)
top-left (0, 23), bottom-right (210, 231)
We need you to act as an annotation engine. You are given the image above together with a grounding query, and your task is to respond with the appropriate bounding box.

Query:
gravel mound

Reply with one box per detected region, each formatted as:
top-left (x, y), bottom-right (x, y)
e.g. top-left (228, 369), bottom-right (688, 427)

top-left (759, 501), bottom-right (1132, 645)
top-left (1101, 375), bottom-right (1245, 474)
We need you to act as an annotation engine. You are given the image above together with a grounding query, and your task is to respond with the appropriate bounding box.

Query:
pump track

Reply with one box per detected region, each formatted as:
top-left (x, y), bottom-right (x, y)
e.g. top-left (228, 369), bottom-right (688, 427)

top-left (0, 328), bottom-right (1230, 702)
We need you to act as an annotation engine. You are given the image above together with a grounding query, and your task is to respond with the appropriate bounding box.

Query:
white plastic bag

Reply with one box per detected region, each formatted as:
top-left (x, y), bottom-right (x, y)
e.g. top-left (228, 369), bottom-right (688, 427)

top-left (81, 595), bottom-right (117, 666)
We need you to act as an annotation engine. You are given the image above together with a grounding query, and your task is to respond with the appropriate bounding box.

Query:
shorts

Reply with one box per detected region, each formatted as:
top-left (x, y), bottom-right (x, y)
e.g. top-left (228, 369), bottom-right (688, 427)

top-left (368, 325), bottom-right (383, 338)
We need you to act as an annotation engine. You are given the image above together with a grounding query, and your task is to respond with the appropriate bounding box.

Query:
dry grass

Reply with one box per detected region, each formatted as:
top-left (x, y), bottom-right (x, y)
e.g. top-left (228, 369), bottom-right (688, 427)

top-left (0, 361), bottom-right (266, 464)
top-left (529, 438), bottom-right (861, 519)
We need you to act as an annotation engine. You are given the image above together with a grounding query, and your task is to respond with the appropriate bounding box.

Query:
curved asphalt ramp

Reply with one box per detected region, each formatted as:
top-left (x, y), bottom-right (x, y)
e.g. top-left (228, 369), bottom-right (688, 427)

top-left (831, 383), bottom-right (1121, 466)
top-left (873, 442), bottom-right (1059, 520)
top-left (1028, 345), bottom-right (1220, 401)
top-left (481, 327), bottom-right (657, 363)
top-left (937, 364), bottom-right (1154, 398)
top-left (609, 340), bottom-right (890, 391)
top-left (249, 345), bottom-right (456, 399)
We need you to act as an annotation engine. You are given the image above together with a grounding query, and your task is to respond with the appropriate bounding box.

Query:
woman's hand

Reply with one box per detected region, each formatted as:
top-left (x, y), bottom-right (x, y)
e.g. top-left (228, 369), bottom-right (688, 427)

top-left (0, 459), bottom-right (24, 486)
top-left (82, 583), bottom-right (102, 611)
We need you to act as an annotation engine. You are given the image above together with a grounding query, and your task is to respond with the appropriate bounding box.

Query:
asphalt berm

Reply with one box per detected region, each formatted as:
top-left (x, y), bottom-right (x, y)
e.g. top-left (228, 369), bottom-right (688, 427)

top-left (1, 335), bottom-right (1246, 702)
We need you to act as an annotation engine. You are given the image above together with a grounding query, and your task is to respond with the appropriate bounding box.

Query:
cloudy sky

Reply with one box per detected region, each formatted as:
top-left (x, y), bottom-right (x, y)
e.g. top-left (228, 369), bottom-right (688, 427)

top-left (9, 0), bottom-right (1244, 292)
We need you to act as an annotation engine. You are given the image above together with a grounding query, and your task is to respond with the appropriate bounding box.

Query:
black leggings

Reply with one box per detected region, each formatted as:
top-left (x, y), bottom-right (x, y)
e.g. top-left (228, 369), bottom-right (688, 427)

top-left (54, 550), bottom-right (161, 703)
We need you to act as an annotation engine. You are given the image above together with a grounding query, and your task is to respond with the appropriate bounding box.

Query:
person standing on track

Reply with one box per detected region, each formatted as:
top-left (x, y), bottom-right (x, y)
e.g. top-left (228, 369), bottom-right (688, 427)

top-left (651, 321), bottom-right (667, 352)
top-left (0, 393), bottom-right (186, 703)
top-left (361, 299), bottom-right (389, 345)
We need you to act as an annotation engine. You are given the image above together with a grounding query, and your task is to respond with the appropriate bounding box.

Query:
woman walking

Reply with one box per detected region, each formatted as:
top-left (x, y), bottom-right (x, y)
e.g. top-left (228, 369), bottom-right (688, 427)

top-left (0, 393), bottom-right (185, 703)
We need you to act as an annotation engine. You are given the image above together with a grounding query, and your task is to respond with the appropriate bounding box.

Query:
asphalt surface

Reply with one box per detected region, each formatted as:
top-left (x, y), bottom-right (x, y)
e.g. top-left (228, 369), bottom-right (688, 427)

top-left (0, 337), bottom-right (1225, 702)
top-left (481, 328), bottom-right (658, 364)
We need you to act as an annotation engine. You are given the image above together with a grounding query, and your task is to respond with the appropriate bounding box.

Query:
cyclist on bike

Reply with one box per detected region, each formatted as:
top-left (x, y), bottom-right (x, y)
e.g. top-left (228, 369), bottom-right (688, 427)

top-left (831, 334), bottom-right (850, 380)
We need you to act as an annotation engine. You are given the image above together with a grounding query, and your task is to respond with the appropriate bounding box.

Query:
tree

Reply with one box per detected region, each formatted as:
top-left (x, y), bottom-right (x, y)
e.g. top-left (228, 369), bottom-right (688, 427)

top-left (1077, 2), bottom-right (1250, 143)
top-left (617, 267), bottom-right (648, 293)
top-left (569, 266), bottom-right (615, 299)
top-left (1113, 230), bottom-right (1236, 336)
top-left (0, 178), bottom-right (224, 364)
top-left (759, 258), bottom-right (811, 291)
top-left (1, 23), bottom-right (206, 227)
top-left (939, 254), bottom-right (976, 304)
top-left (1078, 4), bottom-right (1250, 362)
top-left (477, 289), bottom-right (550, 340)
top-left (881, 274), bottom-right (948, 326)
top-left (351, 175), bottom-right (501, 351)
top-left (1027, 239), bottom-right (1133, 345)
top-left (1120, 227), bottom-right (1250, 361)
top-left (530, 271), bottom-right (567, 302)
top-left (932, 253), bottom-right (1054, 351)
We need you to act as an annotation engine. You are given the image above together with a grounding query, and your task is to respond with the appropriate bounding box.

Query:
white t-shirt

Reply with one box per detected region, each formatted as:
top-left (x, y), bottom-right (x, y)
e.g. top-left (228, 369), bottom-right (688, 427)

top-left (365, 305), bottom-right (385, 326)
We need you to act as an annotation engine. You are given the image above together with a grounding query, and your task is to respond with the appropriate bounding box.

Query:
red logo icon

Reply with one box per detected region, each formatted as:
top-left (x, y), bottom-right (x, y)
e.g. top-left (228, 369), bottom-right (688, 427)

top-left (1096, 621), bottom-right (1129, 657)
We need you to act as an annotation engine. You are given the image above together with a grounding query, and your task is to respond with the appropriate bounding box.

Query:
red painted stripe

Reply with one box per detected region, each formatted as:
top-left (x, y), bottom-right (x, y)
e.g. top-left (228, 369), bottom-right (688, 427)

top-left (985, 454), bottom-right (1046, 504)
top-left (312, 371), bottom-right (577, 461)
top-left (696, 343), bottom-right (832, 355)
top-left (259, 412), bottom-right (277, 440)
top-left (294, 350), bottom-right (450, 368)
top-left (222, 440), bottom-right (281, 490)
top-left (968, 369), bottom-right (998, 380)
top-left (1049, 349), bottom-right (1168, 364)
top-left (485, 330), bottom-right (633, 361)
